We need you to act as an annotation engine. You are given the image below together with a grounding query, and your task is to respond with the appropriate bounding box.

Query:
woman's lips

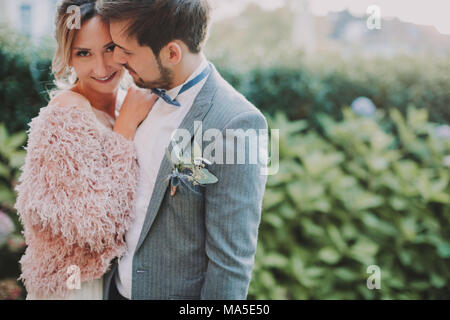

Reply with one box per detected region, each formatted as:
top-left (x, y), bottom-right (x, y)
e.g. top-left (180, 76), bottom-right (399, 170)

top-left (91, 72), bottom-right (117, 84)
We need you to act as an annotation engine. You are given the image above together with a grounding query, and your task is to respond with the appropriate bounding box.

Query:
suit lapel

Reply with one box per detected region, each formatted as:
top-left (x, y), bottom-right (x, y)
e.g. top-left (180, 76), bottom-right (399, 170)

top-left (135, 63), bottom-right (219, 253)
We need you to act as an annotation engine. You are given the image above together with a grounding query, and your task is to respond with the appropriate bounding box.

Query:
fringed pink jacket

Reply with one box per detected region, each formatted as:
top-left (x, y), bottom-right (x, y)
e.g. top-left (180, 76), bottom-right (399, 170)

top-left (14, 101), bottom-right (138, 298)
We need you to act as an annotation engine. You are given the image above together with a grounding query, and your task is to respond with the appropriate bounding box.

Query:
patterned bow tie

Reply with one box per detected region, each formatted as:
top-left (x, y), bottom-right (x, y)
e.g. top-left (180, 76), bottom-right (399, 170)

top-left (151, 63), bottom-right (212, 107)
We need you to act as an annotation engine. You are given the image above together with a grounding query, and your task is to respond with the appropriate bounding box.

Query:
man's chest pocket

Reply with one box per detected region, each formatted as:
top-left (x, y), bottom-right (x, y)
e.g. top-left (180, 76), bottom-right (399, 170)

top-left (166, 179), bottom-right (205, 216)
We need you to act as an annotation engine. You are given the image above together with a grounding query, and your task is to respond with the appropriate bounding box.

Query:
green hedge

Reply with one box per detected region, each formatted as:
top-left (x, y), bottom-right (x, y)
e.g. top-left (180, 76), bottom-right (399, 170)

top-left (0, 123), bottom-right (27, 299)
top-left (0, 30), bottom-right (53, 134)
top-left (215, 54), bottom-right (450, 126)
top-left (248, 107), bottom-right (450, 299)
top-left (2, 107), bottom-right (448, 299)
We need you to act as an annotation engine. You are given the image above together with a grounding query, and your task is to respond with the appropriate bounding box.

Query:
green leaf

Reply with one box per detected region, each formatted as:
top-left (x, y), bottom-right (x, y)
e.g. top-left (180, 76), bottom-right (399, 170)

top-left (327, 225), bottom-right (347, 252)
top-left (0, 123), bottom-right (7, 149)
top-left (301, 218), bottom-right (325, 237)
top-left (9, 150), bottom-right (26, 168)
top-left (194, 167), bottom-right (218, 185)
top-left (262, 189), bottom-right (284, 209)
top-left (437, 242), bottom-right (450, 258)
top-left (264, 253), bottom-right (289, 268)
top-left (318, 247), bottom-right (341, 264)
top-left (349, 238), bottom-right (379, 264)
top-left (264, 213), bottom-right (284, 228)
top-left (6, 131), bottom-right (27, 149)
top-left (351, 192), bottom-right (384, 211)
top-left (334, 268), bottom-right (358, 281)
top-left (430, 273), bottom-right (446, 288)
top-left (389, 196), bottom-right (408, 210)
top-left (0, 185), bottom-right (16, 206)
top-left (0, 162), bottom-right (10, 179)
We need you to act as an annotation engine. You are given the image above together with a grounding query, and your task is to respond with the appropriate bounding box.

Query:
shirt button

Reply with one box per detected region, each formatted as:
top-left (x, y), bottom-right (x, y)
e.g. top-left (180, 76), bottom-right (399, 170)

top-left (136, 269), bottom-right (147, 274)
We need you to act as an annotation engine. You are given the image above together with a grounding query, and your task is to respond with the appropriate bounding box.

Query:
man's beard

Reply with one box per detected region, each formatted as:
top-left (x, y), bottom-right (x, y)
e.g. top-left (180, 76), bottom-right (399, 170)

top-left (133, 55), bottom-right (173, 90)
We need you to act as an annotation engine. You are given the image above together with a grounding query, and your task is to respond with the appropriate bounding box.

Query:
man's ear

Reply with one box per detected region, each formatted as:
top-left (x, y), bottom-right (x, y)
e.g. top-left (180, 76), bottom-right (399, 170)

top-left (160, 41), bottom-right (183, 66)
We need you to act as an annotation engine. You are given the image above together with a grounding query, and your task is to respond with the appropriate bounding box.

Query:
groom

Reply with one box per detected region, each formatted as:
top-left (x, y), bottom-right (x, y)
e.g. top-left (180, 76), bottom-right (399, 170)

top-left (98, 0), bottom-right (268, 300)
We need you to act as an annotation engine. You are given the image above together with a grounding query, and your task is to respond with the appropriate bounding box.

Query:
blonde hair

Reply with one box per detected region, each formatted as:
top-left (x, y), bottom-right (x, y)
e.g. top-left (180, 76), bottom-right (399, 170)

top-left (52, 0), bottom-right (98, 91)
top-left (50, 0), bottom-right (132, 98)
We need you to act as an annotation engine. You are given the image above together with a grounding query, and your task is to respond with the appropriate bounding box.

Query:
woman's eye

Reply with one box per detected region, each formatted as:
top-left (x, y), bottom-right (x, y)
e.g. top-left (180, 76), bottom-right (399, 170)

top-left (76, 50), bottom-right (90, 57)
top-left (106, 45), bottom-right (116, 52)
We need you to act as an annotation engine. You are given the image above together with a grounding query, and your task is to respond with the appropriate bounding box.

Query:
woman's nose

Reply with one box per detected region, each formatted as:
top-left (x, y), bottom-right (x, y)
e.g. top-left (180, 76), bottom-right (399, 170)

top-left (93, 55), bottom-right (108, 77)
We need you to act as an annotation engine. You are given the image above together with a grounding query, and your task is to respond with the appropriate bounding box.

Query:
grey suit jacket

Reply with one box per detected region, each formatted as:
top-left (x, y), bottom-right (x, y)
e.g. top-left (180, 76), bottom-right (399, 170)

top-left (103, 63), bottom-right (268, 300)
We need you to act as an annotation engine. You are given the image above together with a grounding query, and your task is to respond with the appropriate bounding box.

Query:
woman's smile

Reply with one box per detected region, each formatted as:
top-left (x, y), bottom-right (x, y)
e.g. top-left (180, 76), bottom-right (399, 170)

top-left (91, 71), bottom-right (118, 83)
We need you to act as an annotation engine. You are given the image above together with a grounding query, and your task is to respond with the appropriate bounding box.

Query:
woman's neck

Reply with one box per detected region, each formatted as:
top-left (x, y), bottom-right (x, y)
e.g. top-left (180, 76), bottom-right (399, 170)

top-left (73, 83), bottom-right (118, 120)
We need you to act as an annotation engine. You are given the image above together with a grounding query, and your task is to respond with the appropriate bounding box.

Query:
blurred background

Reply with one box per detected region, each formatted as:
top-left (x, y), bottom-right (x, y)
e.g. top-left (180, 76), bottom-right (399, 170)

top-left (0, 0), bottom-right (449, 300)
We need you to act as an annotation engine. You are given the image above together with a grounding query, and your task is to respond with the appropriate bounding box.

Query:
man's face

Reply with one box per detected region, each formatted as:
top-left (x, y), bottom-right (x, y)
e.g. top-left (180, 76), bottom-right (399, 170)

top-left (109, 19), bottom-right (173, 89)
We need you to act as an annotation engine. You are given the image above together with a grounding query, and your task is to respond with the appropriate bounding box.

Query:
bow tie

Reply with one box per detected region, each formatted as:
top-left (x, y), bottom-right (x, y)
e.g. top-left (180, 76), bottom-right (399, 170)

top-left (151, 88), bottom-right (181, 107)
top-left (151, 63), bottom-right (212, 107)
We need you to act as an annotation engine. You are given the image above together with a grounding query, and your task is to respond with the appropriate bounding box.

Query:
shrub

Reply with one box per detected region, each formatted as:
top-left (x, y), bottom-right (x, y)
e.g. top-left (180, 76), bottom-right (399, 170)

top-left (248, 107), bottom-right (450, 299)
top-left (215, 54), bottom-right (450, 126)
top-left (0, 29), bottom-right (53, 134)
top-left (0, 123), bottom-right (26, 300)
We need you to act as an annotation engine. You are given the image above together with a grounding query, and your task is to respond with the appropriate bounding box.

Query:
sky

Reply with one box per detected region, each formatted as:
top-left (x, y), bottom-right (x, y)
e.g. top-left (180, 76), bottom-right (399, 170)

top-left (211, 0), bottom-right (450, 35)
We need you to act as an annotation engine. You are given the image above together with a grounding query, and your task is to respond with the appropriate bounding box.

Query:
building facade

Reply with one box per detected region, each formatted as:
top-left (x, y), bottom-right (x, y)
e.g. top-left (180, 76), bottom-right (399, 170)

top-left (0, 0), bottom-right (59, 40)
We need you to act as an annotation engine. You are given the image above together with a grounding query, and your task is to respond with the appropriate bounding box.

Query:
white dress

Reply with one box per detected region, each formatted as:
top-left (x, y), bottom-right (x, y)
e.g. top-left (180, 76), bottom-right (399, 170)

top-left (25, 90), bottom-right (126, 300)
top-left (26, 278), bottom-right (104, 300)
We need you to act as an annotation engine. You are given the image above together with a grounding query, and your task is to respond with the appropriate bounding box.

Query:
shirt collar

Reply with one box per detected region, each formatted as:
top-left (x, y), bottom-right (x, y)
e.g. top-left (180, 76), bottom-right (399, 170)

top-left (164, 53), bottom-right (208, 100)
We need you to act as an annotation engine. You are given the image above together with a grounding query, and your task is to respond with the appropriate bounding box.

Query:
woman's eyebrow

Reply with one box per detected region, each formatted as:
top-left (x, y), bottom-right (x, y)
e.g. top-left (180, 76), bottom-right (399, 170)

top-left (73, 42), bottom-right (114, 50)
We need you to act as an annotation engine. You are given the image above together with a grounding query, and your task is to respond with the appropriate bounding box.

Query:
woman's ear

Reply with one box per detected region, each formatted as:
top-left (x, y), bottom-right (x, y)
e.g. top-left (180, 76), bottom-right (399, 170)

top-left (161, 41), bottom-right (183, 66)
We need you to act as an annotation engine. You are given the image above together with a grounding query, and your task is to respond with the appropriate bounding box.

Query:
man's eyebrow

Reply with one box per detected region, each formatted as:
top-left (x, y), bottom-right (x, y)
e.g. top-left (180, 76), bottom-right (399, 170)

top-left (103, 41), bottom-right (115, 48)
top-left (113, 43), bottom-right (130, 51)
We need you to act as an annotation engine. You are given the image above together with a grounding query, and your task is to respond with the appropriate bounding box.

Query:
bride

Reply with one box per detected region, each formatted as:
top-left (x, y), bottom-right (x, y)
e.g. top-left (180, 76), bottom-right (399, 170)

top-left (14, 0), bottom-right (157, 300)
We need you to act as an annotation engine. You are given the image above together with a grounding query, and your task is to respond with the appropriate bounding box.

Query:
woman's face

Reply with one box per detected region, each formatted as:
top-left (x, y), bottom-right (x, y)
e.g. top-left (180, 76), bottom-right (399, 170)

top-left (71, 16), bottom-right (124, 94)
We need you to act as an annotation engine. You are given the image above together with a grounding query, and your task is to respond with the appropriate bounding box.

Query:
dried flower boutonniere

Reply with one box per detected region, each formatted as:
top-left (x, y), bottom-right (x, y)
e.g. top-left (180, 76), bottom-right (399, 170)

top-left (165, 147), bottom-right (218, 197)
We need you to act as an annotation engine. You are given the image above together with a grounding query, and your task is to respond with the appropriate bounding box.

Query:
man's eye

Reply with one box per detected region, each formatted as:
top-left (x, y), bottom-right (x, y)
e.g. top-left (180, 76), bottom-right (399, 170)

top-left (106, 45), bottom-right (116, 52)
top-left (76, 51), bottom-right (90, 57)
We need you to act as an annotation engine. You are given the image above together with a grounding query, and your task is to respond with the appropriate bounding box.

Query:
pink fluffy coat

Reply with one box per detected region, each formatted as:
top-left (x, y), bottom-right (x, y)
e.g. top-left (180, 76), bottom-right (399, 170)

top-left (14, 102), bottom-right (139, 298)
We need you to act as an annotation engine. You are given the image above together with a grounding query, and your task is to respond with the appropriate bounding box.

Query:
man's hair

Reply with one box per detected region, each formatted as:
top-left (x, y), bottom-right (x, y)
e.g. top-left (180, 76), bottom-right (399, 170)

top-left (97, 0), bottom-right (211, 56)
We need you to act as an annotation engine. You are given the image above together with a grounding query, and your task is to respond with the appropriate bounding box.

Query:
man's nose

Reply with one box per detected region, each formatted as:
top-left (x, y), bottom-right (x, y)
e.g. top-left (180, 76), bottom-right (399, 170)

top-left (113, 48), bottom-right (127, 65)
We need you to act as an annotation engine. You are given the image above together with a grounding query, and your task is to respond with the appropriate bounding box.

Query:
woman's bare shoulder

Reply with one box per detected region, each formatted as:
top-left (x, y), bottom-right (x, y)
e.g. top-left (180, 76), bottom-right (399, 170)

top-left (49, 89), bottom-right (91, 109)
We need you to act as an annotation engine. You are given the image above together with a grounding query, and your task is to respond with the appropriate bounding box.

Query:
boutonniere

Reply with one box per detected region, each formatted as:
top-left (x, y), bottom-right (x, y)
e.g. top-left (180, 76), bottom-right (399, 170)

top-left (165, 147), bottom-right (218, 197)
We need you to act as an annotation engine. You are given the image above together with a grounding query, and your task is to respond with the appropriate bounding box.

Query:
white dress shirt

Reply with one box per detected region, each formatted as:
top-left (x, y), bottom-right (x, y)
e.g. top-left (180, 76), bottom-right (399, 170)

top-left (115, 55), bottom-right (209, 299)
